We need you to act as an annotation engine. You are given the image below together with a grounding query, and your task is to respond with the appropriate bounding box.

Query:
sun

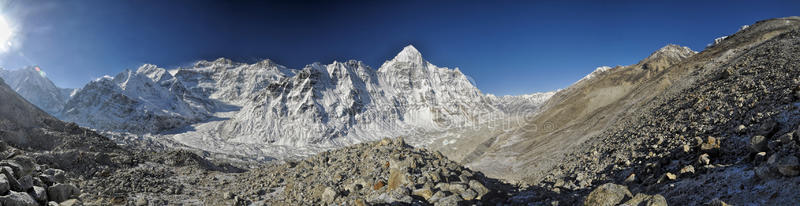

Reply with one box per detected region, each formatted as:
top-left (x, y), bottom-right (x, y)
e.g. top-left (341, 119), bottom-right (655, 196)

top-left (0, 15), bottom-right (14, 52)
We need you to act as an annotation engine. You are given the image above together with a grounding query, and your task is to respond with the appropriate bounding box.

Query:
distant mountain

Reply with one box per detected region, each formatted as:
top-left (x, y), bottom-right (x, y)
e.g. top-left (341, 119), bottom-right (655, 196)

top-left (0, 67), bottom-right (74, 114)
top-left (50, 45), bottom-right (553, 151)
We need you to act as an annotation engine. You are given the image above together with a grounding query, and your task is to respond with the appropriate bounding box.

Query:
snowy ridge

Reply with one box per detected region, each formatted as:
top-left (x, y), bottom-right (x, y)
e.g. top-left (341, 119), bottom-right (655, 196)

top-left (0, 67), bottom-right (73, 114)
top-left (59, 64), bottom-right (214, 133)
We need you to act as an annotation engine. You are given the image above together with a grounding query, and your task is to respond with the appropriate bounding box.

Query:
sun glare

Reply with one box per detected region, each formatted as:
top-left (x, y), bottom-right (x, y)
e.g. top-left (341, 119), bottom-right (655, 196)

top-left (0, 15), bottom-right (13, 52)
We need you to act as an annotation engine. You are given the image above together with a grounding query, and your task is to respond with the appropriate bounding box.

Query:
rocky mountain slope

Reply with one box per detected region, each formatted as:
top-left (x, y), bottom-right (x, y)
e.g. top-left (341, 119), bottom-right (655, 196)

top-left (498, 16), bottom-right (800, 205)
top-left (0, 67), bottom-right (73, 114)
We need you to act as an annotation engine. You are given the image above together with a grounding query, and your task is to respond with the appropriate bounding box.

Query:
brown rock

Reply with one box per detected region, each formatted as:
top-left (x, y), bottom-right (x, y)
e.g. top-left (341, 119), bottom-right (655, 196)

top-left (373, 181), bottom-right (385, 190)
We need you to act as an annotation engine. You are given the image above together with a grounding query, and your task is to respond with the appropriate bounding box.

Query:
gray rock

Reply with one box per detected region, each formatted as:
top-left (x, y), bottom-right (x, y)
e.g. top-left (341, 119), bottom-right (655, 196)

top-left (47, 183), bottom-right (79, 203)
top-left (59, 199), bottom-right (82, 206)
top-left (435, 195), bottom-right (463, 206)
top-left (622, 193), bottom-right (668, 206)
top-left (755, 165), bottom-right (778, 180)
top-left (584, 183), bottom-right (632, 206)
top-left (468, 180), bottom-right (489, 199)
top-left (460, 188), bottom-right (477, 200)
top-left (42, 169), bottom-right (66, 183)
top-left (0, 191), bottom-right (38, 206)
top-left (31, 186), bottom-right (47, 203)
top-left (321, 187), bottom-right (337, 203)
top-left (17, 175), bottom-right (33, 192)
top-left (749, 135), bottom-right (768, 152)
top-left (134, 197), bottom-right (148, 206)
top-left (774, 155), bottom-right (800, 176)
top-left (0, 173), bottom-right (9, 194)
top-left (429, 190), bottom-right (447, 203)
top-left (2, 170), bottom-right (23, 192)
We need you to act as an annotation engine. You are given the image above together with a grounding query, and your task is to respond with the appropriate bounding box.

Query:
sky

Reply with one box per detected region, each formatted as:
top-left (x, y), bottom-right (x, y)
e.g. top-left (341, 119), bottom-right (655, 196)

top-left (0, 0), bottom-right (798, 95)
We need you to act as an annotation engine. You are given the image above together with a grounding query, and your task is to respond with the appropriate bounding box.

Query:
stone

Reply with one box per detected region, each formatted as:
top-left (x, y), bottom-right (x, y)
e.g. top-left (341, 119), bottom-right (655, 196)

top-left (2, 170), bottom-right (23, 192)
top-left (372, 180), bottom-right (385, 190)
top-left (749, 135), bottom-right (768, 152)
top-left (775, 155), bottom-right (800, 176)
top-left (735, 124), bottom-right (747, 134)
top-left (624, 173), bottom-right (636, 183)
top-left (700, 136), bottom-right (721, 153)
top-left (223, 192), bottom-right (234, 199)
top-left (321, 187), bottom-right (337, 203)
top-left (707, 198), bottom-right (730, 206)
top-left (42, 169), bottom-right (66, 183)
top-left (436, 195), bottom-right (463, 206)
top-left (429, 190), bottom-right (447, 203)
top-left (755, 165), bottom-right (778, 180)
top-left (31, 186), bottom-right (47, 203)
top-left (47, 183), bottom-right (80, 203)
top-left (622, 193), bottom-right (668, 206)
top-left (584, 183), bottom-right (632, 206)
top-left (7, 156), bottom-right (36, 178)
top-left (393, 137), bottom-right (406, 147)
top-left (665, 172), bottom-right (677, 180)
top-left (134, 197), bottom-right (148, 206)
top-left (386, 168), bottom-right (409, 190)
top-left (468, 180), bottom-right (489, 199)
top-left (679, 165), bottom-right (695, 174)
top-left (59, 199), bottom-right (82, 206)
top-left (379, 138), bottom-right (392, 146)
top-left (412, 187), bottom-right (433, 200)
top-left (768, 133), bottom-right (794, 152)
top-left (698, 154), bottom-right (711, 165)
top-left (17, 175), bottom-right (33, 192)
top-left (0, 174), bottom-right (9, 194)
top-left (459, 188), bottom-right (478, 200)
top-left (448, 183), bottom-right (468, 194)
top-left (757, 120), bottom-right (778, 136)
top-left (0, 191), bottom-right (38, 206)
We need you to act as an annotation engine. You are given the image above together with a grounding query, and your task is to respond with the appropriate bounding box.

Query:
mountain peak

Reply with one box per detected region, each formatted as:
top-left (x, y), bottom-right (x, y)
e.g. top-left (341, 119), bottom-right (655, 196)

top-left (645, 44), bottom-right (697, 61)
top-left (392, 45), bottom-right (423, 62)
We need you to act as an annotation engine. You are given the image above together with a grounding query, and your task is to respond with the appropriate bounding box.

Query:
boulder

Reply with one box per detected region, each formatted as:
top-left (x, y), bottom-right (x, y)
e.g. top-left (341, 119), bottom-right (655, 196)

top-left (0, 191), bottom-right (38, 206)
top-left (47, 183), bottom-right (80, 203)
top-left (468, 180), bottom-right (489, 199)
top-left (31, 186), bottom-right (47, 203)
top-left (622, 193), bottom-right (668, 206)
top-left (679, 165), bottom-right (695, 174)
top-left (17, 175), bottom-right (33, 192)
top-left (584, 183), bottom-right (632, 206)
top-left (0, 174), bottom-right (9, 194)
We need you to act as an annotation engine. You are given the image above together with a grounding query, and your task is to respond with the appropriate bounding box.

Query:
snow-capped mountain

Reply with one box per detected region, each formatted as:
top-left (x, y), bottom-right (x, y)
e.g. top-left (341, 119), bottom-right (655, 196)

top-left (0, 67), bottom-right (74, 114)
top-left (31, 45), bottom-right (553, 155)
top-left (59, 64), bottom-right (214, 133)
top-left (487, 91), bottom-right (556, 115)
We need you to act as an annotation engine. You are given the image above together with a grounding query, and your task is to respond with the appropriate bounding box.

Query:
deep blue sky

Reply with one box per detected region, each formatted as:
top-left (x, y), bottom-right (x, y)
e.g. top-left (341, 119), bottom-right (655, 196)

top-left (0, 0), bottom-right (798, 95)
